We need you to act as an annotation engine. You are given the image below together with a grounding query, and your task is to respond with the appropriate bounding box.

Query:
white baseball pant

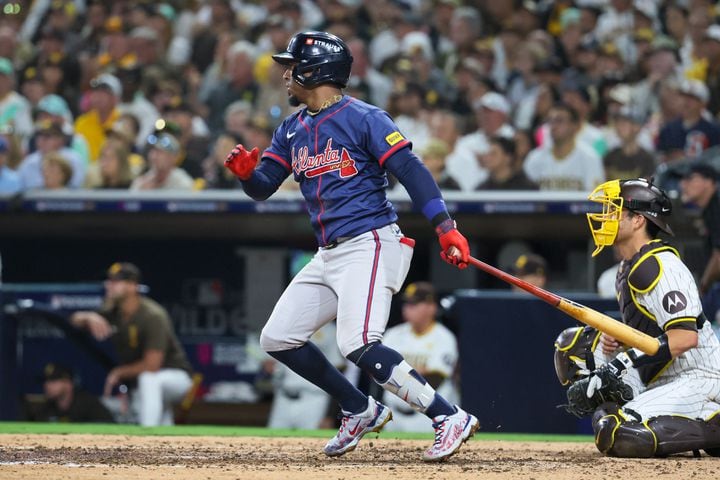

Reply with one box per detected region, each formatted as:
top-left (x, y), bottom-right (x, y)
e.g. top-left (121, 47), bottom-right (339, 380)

top-left (260, 223), bottom-right (414, 357)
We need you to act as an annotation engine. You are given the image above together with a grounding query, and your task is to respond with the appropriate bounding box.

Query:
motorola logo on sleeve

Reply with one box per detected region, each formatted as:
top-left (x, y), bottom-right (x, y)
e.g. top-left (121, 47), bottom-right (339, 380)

top-left (662, 291), bottom-right (687, 314)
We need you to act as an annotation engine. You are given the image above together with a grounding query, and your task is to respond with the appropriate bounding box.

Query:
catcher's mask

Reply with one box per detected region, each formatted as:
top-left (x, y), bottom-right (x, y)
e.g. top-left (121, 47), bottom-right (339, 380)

top-left (554, 326), bottom-right (601, 386)
top-left (586, 178), bottom-right (673, 257)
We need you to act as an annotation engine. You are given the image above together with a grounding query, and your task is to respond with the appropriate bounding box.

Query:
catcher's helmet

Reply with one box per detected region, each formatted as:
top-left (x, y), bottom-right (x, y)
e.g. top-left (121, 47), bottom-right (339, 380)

top-left (554, 326), bottom-right (601, 386)
top-left (272, 31), bottom-right (353, 88)
top-left (587, 178), bottom-right (673, 256)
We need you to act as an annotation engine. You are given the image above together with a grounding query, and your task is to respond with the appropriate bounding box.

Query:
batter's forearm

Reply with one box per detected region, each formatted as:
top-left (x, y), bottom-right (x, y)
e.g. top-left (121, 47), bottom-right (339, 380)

top-left (241, 159), bottom-right (288, 200)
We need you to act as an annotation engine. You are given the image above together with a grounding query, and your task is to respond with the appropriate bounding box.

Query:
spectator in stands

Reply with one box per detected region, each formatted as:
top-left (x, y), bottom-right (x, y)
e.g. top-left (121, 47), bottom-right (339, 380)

top-left (447, 91), bottom-right (515, 191)
top-left (559, 83), bottom-right (607, 156)
top-left (524, 103), bottom-right (604, 191)
top-left (162, 100), bottom-right (210, 179)
top-left (390, 82), bottom-right (432, 153)
top-left (701, 25), bottom-right (720, 117)
top-left (19, 66), bottom-right (47, 108)
top-left (24, 26), bottom-right (82, 110)
top-left (116, 63), bottom-right (160, 149)
top-left (74, 73), bottom-right (122, 163)
top-left (85, 141), bottom-right (134, 189)
top-left (202, 131), bottom-right (243, 189)
top-left (41, 152), bottom-right (73, 190)
top-left (603, 105), bottom-right (656, 181)
top-left (680, 164), bottom-right (720, 296)
top-left (477, 136), bottom-right (537, 191)
top-left (509, 253), bottom-right (548, 291)
top-left (0, 57), bottom-right (33, 144)
top-left (201, 40), bottom-right (259, 136)
top-left (24, 363), bottom-right (114, 423)
top-left (346, 37), bottom-right (393, 110)
top-left (658, 79), bottom-right (720, 161)
top-left (130, 132), bottom-right (194, 191)
top-left (417, 138), bottom-right (460, 191)
top-left (34, 94), bottom-right (90, 165)
top-left (0, 136), bottom-right (21, 195)
top-left (71, 262), bottom-right (193, 426)
top-left (17, 119), bottom-right (86, 189)
top-left (382, 282), bottom-right (459, 432)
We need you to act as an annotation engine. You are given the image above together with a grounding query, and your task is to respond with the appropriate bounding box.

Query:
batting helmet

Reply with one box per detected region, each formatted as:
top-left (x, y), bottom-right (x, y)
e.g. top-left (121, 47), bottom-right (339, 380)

top-left (272, 31), bottom-right (353, 88)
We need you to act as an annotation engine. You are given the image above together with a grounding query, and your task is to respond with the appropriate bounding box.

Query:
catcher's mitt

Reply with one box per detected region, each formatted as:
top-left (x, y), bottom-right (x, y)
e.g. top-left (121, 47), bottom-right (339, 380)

top-left (562, 375), bottom-right (634, 418)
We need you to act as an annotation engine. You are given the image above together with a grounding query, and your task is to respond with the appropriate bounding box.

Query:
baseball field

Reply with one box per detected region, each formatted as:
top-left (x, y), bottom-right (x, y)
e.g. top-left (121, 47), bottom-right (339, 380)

top-left (0, 423), bottom-right (718, 479)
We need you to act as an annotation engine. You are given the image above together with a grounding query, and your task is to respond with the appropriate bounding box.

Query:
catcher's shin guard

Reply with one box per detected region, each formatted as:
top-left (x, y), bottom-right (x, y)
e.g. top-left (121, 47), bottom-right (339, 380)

top-left (594, 412), bottom-right (720, 457)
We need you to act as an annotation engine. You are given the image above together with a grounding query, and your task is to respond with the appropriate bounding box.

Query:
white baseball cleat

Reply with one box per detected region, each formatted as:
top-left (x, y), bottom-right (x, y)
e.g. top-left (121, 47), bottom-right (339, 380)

top-left (323, 396), bottom-right (393, 457)
top-left (422, 407), bottom-right (480, 462)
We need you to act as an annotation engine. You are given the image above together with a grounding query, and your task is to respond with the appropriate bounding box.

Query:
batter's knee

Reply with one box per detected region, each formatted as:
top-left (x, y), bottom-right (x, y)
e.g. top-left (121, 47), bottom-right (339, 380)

top-left (259, 326), bottom-right (299, 352)
top-left (594, 413), bottom-right (656, 458)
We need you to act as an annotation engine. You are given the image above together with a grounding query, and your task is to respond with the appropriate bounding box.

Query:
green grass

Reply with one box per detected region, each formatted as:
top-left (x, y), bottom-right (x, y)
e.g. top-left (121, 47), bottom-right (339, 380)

top-left (0, 422), bottom-right (593, 442)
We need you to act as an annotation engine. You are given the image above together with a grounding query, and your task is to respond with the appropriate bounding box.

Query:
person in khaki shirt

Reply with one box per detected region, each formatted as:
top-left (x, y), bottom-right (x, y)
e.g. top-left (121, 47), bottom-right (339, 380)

top-left (72, 262), bottom-right (192, 426)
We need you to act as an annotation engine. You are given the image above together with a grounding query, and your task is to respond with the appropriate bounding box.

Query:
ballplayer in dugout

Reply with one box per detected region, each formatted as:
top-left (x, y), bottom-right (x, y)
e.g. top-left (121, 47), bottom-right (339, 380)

top-left (554, 178), bottom-right (720, 457)
top-left (382, 282), bottom-right (459, 433)
top-left (223, 31), bottom-right (478, 462)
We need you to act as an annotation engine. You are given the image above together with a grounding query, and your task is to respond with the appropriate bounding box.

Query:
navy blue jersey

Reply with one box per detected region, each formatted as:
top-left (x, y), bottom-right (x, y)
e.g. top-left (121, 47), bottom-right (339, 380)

top-left (263, 96), bottom-right (411, 246)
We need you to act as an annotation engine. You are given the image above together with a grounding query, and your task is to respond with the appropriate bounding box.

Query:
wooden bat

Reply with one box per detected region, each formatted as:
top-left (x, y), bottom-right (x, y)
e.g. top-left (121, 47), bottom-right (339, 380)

top-left (466, 255), bottom-right (660, 355)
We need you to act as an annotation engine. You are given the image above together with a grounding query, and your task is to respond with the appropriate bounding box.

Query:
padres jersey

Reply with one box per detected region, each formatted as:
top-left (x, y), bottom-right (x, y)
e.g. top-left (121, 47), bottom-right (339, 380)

top-left (616, 241), bottom-right (720, 385)
top-left (263, 95), bottom-right (410, 246)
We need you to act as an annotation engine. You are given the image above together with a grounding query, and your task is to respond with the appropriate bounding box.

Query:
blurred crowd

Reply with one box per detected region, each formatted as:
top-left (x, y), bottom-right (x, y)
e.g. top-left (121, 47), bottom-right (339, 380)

top-left (1, 0), bottom-right (720, 195)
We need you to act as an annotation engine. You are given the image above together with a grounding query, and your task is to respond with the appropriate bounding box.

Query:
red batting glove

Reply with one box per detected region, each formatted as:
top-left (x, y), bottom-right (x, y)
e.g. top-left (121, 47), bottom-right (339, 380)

top-left (224, 144), bottom-right (260, 180)
top-left (436, 219), bottom-right (469, 269)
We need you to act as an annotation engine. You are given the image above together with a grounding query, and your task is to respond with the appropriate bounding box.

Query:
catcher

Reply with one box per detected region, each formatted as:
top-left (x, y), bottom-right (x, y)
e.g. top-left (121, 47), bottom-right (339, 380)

top-left (554, 178), bottom-right (720, 457)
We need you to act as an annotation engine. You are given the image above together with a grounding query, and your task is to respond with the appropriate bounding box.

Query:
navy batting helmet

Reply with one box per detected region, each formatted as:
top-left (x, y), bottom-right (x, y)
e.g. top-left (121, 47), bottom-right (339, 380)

top-left (272, 31), bottom-right (353, 88)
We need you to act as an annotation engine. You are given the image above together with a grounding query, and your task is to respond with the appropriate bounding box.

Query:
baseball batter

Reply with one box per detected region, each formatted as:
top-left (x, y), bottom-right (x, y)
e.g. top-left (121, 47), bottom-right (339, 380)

top-left (224, 31), bottom-right (478, 462)
top-left (555, 178), bottom-right (720, 457)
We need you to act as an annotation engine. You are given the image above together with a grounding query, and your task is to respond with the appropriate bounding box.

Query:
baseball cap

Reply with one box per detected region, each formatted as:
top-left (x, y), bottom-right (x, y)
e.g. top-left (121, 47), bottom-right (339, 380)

top-left (42, 363), bottom-right (73, 382)
top-left (402, 282), bottom-right (436, 304)
top-left (107, 262), bottom-right (142, 282)
top-left (615, 104), bottom-right (646, 124)
top-left (90, 73), bottom-right (122, 98)
top-left (510, 253), bottom-right (547, 277)
top-left (37, 94), bottom-right (71, 118)
top-left (147, 132), bottom-right (181, 153)
top-left (682, 163), bottom-right (718, 182)
top-left (476, 91), bottom-right (510, 114)
top-left (679, 78), bottom-right (709, 104)
top-left (35, 119), bottom-right (65, 136)
top-left (0, 57), bottom-right (13, 76)
top-left (704, 25), bottom-right (720, 43)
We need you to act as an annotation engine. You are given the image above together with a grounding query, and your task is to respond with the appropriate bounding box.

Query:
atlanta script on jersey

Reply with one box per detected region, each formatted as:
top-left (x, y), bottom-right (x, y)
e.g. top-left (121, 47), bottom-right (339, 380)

top-left (263, 95), bottom-right (411, 246)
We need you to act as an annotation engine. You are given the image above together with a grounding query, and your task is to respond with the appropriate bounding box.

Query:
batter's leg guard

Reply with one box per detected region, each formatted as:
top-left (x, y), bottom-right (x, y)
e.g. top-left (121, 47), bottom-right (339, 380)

top-left (347, 342), bottom-right (454, 417)
top-left (594, 411), bottom-right (720, 458)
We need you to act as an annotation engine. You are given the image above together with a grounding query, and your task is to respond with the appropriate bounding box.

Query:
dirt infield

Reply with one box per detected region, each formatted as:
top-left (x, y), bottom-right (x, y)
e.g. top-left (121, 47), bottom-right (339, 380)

top-left (1, 434), bottom-right (719, 479)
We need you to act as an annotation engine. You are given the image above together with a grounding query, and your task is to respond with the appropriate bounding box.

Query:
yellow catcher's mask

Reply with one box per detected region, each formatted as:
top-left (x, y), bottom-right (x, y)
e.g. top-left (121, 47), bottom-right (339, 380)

top-left (586, 179), bottom-right (623, 257)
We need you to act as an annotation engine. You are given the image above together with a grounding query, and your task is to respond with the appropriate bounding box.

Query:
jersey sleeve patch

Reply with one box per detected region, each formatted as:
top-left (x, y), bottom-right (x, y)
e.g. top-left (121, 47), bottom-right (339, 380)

top-left (385, 131), bottom-right (405, 146)
top-left (628, 254), bottom-right (662, 293)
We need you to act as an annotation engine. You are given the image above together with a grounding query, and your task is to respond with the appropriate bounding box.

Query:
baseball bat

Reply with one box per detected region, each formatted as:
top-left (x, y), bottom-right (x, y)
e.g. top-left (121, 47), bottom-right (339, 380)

top-left (466, 255), bottom-right (660, 355)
